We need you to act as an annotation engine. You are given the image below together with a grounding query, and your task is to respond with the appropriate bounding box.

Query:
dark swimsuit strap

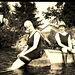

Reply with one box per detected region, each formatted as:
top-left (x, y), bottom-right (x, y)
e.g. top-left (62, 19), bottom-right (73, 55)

top-left (28, 31), bottom-right (37, 38)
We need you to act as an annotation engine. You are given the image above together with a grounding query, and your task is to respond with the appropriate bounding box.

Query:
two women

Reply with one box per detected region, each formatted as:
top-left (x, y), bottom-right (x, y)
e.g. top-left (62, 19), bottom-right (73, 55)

top-left (4, 20), bottom-right (74, 73)
top-left (6, 20), bottom-right (42, 71)
top-left (55, 21), bottom-right (75, 65)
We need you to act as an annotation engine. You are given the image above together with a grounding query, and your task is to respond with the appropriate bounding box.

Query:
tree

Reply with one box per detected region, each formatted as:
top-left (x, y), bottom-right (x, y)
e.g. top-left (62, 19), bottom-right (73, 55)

top-left (0, 1), bottom-right (10, 18)
top-left (60, 2), bottom-right (75, 27)
top-left (0, 1), bottom-right (12, 47)
top-left (43, 2), bottom-right (75, 27)
top-left (0, 2), bottom-right (42, 48)
top-left (14, 2), bottom-right (41, 29)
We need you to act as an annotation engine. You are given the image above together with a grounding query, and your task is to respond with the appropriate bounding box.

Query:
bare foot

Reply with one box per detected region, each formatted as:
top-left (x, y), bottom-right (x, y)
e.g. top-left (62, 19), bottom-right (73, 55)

top-left (6, 67), bottom-right (13, 71)
top-left (0, 68), bottom-right (13, 73)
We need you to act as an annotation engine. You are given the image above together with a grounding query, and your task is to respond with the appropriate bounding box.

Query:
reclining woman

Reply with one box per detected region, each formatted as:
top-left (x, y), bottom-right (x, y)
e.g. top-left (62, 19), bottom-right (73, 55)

top-left (6, 20), bottom-right (43, 71)
top-left (55, 21), bottom-right (75, 65)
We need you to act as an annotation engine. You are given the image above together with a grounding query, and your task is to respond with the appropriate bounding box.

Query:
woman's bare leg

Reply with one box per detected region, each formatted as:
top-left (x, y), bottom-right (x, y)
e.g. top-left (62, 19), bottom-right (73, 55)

top-left (72, 49), bottom-right (75, 63)
top-left (7, 58), bottom-right (25, 70)
top-left (62, 48), bottom-right (67, 65)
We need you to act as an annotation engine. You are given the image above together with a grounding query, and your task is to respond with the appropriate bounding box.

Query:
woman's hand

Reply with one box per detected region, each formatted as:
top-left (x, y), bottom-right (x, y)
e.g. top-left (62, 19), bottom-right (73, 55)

top-left (67, 47), bottom-right (72, 52)
top-left (17, 53), bottom-right (21, 58)
top-left (62, 47), bottom-right (72, 53)
top-left (17, 46), bottom-right (28, 57)
top-left (17, 53), bottom-right (25, 58)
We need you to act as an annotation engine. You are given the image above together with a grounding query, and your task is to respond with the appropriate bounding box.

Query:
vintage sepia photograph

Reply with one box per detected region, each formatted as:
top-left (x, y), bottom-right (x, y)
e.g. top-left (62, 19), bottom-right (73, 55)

top-left (0, 1), bottom-right (75, 75)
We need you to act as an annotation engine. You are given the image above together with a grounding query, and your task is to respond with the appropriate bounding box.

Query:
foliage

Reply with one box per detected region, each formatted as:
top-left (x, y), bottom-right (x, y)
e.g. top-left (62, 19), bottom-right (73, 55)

top-left (0, 2), bottom-right (42, 48)
top-left (14, 2), bottom-right (41, 29)
top-left (60, 2), bottom-right (75, 27)
top-left (0, 1), bottom-right (10, 18)
top-left (43, 2), bottom-right (75, 27)
top-left (42, 5), bottom-right (62, 24)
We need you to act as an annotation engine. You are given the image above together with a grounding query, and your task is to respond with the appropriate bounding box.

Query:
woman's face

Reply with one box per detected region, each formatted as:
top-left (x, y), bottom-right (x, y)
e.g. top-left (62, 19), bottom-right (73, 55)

top-left (24, 25), bottom-right (33, 34)
top-left (59, 26), bottom-right (66, 33)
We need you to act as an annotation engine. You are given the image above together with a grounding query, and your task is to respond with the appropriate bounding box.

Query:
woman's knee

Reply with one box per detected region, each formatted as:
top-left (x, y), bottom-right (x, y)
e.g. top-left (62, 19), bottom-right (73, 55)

top-left (62, 48), bottom-right (67, 53)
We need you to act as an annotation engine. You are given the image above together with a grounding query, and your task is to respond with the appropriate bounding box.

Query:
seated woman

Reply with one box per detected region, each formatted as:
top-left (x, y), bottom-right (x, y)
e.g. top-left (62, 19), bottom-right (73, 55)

top-left (6, 20), bottom-right (43, 71)
top-left (55, 21), bottom-right (75, 65)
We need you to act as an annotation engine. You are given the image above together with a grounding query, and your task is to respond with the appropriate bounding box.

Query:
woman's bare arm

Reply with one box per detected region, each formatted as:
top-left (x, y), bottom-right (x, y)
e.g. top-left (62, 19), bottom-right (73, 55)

top-left (23, 32), bottom-right (40, 55)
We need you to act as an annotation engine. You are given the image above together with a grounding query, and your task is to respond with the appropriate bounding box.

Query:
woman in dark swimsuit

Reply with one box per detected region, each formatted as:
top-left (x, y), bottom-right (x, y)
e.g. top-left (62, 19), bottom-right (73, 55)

top-left (6, 20), bottom-right (42, 71)
top-left (55, 21), bottom-right (75, 65)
